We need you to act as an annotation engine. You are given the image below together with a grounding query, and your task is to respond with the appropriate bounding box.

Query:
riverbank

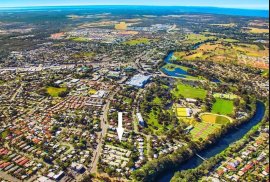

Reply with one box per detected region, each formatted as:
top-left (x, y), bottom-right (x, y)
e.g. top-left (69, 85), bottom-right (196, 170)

top-left (171, 101), bottom-right (269, 181)
top-left (157, 101), bottom-right (266, 182)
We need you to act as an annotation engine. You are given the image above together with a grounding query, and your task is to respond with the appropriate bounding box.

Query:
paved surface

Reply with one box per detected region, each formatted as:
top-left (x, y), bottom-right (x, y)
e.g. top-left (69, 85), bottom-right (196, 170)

top-left (90, 89), bottom-right (119, 173)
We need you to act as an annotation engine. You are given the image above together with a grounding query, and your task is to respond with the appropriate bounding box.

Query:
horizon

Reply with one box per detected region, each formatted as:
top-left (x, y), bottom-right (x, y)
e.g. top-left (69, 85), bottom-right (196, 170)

top-left (0, 0), bottom-right (269, 10)
top-left (0, 4), bottom-right (269, 11)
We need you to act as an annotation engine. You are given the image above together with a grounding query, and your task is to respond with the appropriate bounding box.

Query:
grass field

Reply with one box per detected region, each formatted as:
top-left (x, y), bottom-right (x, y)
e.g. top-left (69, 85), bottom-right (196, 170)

top-left (147, 109), bottom-right (163, 134)
top-left (190, 122), bottom-right (220, 141)
top-left (172, 82), bottom-right (207, 99)
top-left (47, 87), bottom-right (67, 97)
top-left (200, 113), bottom-right (231, 125)
top-left (123, 38), bottom-right (150, 46)
top-left (212, 98), bottom-right (234, 115)
top-left (183, 33), bottom-right (216, 44)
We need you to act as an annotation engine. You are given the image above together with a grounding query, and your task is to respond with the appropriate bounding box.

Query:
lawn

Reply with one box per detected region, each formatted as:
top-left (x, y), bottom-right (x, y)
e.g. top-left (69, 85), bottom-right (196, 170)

top-left (47, 87), bottom-right (67, 97)
top-left (172, 82), bottom-right (207, 99)
top-left (212, 98), bottom-right (234, 115)
top-left (123, 38), bottom-right (150, 46)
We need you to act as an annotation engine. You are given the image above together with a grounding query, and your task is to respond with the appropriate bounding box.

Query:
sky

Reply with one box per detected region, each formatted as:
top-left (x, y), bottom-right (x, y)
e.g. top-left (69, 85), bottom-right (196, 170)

top-left (0, 0), bottom-right (269, 10)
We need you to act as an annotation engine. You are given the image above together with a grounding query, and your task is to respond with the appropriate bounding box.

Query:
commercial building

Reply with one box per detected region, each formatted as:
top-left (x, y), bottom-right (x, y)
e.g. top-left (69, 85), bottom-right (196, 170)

top-left (126, 74), bottom-right (151, 88)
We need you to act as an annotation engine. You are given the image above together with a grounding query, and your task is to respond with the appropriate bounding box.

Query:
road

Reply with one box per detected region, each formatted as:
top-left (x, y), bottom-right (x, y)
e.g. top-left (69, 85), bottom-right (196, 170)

top-left (90, 88), bottom-right (119, 174)
top-left (10, 84), bottom-right (23, 102)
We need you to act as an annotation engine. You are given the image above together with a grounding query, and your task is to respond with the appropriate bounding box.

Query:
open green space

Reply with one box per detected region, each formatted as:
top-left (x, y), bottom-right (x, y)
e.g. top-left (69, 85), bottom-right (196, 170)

top-left (212, 98), bottom-right (234, 115)
top-left (148, 109), bottom-right (163, 134)
top-left (172, 82), bottom-right (207, 99)
top-left (47, 87), bottom-right (67, 97)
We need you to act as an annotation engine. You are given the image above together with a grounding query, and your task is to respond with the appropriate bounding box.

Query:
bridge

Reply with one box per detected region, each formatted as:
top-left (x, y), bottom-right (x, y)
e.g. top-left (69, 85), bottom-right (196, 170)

top-left (196, 153), bottom-right (207, 161)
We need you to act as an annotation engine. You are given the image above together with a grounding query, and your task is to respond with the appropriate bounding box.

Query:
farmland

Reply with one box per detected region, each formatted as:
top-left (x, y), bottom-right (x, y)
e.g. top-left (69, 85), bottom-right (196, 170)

top-left (247, 27), bottom-right (269, 34)
top-left (173, 39), bottom-right (269, 69)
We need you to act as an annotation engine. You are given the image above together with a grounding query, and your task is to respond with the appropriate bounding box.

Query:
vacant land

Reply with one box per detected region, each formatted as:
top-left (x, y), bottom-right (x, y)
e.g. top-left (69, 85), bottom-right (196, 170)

top-left (47, 87), bottom-right (67, 97)
top-left (172, 82), bottom-right (207, 99)
top-left (212, 98), bottom-right (234, 115)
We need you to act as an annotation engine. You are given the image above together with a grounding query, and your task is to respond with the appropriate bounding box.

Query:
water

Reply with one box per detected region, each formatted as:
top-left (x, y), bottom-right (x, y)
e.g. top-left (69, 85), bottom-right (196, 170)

top-left (162, 51), bottom-right (190, 78)
top-left (0, 6), bottom-right (268, 18)
top-left (158, 101), bottom-right (266, 182)
top-left (162, 51), bottom-right (221, 82)
top-left (161, 67), bottom-right (188, 78)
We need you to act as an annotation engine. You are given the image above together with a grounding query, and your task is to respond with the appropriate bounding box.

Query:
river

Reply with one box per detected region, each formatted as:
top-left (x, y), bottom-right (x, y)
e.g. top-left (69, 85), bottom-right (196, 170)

top-left (158, 101), bottom-right (266, 182)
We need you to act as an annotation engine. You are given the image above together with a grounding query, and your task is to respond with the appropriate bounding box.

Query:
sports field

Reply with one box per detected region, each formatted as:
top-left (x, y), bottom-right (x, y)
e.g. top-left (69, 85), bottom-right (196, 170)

top-left (176, 107), bottom-right (190, 117)
top-left (212, 98), bottom-right (234, 115)
top-left (190, 122), bottom-right (220, 141)
top-left (172, 82), bottom-right (207, 99)
top-left (200, 113), bottom-right (231, 125)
